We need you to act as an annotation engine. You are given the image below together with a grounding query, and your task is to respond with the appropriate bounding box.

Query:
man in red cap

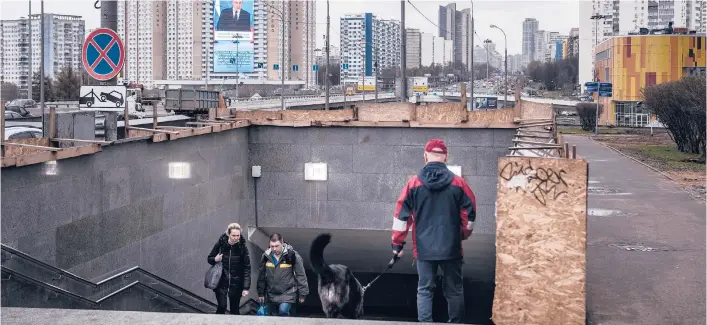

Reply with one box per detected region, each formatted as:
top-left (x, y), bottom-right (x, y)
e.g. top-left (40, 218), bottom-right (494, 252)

top-left (391, 138), bottom-right (476, 323)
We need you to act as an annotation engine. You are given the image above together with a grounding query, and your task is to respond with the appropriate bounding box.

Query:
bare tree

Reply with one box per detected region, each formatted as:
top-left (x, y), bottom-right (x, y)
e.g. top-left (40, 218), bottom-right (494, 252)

top-left (642, 76), bottom-right (706, 158)
top-left (1, 82), bottom-right (20, 102)
top-left (575, 102), bottom-right (604, 131)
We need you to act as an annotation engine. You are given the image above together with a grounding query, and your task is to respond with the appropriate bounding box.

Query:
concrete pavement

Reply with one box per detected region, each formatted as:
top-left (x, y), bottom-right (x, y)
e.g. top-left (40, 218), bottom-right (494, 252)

top-left (0, 308), bottom-right (435, 325)
top-left (565, 135), bottom-right (706, 325)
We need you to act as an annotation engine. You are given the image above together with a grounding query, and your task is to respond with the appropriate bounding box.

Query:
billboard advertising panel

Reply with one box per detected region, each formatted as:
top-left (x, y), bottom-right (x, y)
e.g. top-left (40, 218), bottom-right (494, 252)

top-left (213, 0), bottom-right (255, 73)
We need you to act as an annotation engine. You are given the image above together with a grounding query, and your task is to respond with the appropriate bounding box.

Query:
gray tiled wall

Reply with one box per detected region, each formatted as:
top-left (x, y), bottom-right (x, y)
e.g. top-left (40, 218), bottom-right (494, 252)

top-left (249, 126), bottom-right (513, 234)
top-left (1, 129), bottom-right (252, 300)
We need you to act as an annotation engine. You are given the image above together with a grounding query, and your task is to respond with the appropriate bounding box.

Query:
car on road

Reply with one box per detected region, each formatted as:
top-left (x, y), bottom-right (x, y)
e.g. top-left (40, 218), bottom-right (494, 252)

top-left (4, 99), bottom-right (35, 117)
top-left (4, 111), bottom-right (24, 120)
top-left (4, 126), bottom-right (42, 140)
top-left (100, 91), bottom-right (124, 107)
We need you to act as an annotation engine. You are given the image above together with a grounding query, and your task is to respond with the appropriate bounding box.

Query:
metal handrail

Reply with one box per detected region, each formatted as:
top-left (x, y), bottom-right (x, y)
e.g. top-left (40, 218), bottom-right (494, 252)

top-left (1, 244), bottom-right (90, 285)
top-left (1, 266), bottom-right (97, 307)
top-left (3, 267), bottom-right (202, 313)
top-left (1, 244), bottom-right (217, 311)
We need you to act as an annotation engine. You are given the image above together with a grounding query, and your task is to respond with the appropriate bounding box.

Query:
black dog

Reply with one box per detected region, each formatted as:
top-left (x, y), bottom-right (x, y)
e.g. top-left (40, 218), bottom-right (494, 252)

top-left (309, 233), bottom-right (364, 319)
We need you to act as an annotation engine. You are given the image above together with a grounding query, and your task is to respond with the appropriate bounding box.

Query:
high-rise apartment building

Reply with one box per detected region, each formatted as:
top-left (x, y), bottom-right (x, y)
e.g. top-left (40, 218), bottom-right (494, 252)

top-left (534, 30), bottom-right (548, 62)
top-left (339, 13), bottom-right (400, 83)
top-left (420, 32), bottom-right (453, 66)
top-left (522, 18), bottom-right (539, 67)
top-left (315, 45), bottom-right (340, 66)
top-left (437, 3), bottom-right (472, 68)
top-left (508, 54), bottom-right (523, 74)
top-left (438, 3), bottom-right (456, 41)
top-left (118, 1), bottom-right (214, 87)
top-left (1, 14), bottom-right (84, 96)
top-left (266, 0), bottom-right (316, 87)
top-left (116, 0), bottom-right (314, 88)
top-left (406, 28), bottom-right (421, 69)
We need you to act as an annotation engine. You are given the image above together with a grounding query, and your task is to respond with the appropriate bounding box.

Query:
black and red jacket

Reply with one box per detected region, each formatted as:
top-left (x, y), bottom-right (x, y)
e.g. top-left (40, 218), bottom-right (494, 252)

top-left (391, 162), bottom-right (476, 261)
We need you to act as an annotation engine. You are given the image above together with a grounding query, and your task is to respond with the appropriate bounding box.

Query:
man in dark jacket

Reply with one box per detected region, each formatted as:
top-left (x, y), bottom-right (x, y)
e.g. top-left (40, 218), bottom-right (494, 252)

top-left (216, 0), bottom-right (252, 32)
top-left (257, 233), bottom-right (309, 316)
top-left (391, 139), bottom-right (476, 323)
top-left (208, 223), bottom-right (252, 314)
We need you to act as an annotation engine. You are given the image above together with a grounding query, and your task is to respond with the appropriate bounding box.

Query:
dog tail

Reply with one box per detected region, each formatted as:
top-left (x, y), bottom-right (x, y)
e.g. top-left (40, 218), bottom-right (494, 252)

top-left (310, 233), bottom-right (333, 275)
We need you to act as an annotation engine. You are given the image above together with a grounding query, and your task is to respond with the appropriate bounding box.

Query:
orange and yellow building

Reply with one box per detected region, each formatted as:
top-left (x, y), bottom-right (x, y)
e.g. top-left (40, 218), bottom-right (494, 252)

top-left (593, 34), bottom-right (706, 127)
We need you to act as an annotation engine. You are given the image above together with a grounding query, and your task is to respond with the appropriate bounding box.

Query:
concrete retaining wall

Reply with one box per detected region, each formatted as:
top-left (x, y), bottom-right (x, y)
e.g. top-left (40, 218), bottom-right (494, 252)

top-left (1, 129), bottom-right (252, 299)
top-left (1, 125), bottom-right (514, 304)
top-left (249, 126), bottom-right (514, 235)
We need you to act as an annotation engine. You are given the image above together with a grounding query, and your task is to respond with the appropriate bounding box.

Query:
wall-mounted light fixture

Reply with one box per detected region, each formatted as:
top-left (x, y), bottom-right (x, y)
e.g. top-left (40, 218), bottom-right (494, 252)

top-left (252, 166), bottom-right (262, 178)
top-left (304, 162), bottom-right (328, 181)
top-left (43, 160), bottom-right (58, 176)
top-left (168, 162), bottom-right (191, 179)
top-left (448, 165), bottom-right (462, 177)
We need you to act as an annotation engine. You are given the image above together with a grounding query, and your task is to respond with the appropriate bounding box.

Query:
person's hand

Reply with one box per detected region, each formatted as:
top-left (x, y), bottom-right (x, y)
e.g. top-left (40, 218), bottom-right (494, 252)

top-left (257, 296), bottom-right (264, 303)
top-left (214, 253), bottom-right (223, 262)
top-left (393, 250), bottom-right (404, 257)
top-left (242, 290), bottom-right (249, 297)
top-left (299, 297), bottom-right (306, 303)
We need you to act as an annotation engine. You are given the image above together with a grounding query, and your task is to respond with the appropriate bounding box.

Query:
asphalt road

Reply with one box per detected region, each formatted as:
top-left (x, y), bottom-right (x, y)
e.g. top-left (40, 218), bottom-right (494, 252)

top-left (566, 135), bottom-right (706, 325)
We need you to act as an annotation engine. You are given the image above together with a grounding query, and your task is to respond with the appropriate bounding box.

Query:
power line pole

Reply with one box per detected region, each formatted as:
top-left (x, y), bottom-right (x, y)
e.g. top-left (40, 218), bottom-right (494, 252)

top-left (281, 1), bottom-right (286, 110)
top-left (400, 0), bottom-right (407, 102)
top-left (469, 1), bottom-right (474, 110)
top-left (28, 1), bottom-right (32, 100)
top-left (40, 0), bottom-right (45, 135)
top-left (325, 0), bottom-right (330, 110)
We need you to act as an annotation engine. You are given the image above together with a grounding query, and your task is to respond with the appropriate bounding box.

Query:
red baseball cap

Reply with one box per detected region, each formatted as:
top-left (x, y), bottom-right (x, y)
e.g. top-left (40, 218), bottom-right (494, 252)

top-left (425, 139), bottom-right (448, 154)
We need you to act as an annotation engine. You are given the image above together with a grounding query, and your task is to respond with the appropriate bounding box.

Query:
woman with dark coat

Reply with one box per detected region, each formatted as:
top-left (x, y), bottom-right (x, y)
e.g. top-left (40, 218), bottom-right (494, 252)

top-left (207, 223), bottom-right (252, 314)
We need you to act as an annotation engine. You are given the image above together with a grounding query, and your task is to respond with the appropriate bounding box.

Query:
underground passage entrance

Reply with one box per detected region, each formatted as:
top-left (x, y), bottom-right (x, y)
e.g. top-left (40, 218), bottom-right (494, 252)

top-left (251, 227), bottom-right (496, 324)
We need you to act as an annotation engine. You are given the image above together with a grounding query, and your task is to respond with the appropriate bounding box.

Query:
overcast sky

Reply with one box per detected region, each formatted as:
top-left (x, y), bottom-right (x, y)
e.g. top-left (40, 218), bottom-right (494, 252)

top-left (2, 0), bottom-right (580, 55)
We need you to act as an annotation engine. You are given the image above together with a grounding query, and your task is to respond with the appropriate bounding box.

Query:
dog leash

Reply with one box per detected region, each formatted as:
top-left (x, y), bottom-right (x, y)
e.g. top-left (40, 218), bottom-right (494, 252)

top-left (361, 242), bottom-right (405, 294)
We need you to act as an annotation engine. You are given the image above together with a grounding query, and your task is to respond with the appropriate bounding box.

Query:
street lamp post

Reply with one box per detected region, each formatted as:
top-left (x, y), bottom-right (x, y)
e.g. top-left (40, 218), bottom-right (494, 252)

top-left (235, 39), bottom-right (240, 99)
top-left (265, 3), bottom-right (287, 110)
top-left (483, 39), bottom-right (491, 79)
top-left (28, 0), bottom-right (32, 100)
top-left (490, 24), bottom-right (507, 108)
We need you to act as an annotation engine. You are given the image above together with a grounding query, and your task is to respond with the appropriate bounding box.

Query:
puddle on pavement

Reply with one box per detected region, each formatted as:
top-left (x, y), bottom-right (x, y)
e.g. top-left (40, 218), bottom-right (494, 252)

top-left (608, 243), bottom-right (671, 252)
top-left (588, 208), bottom-right (623, 217)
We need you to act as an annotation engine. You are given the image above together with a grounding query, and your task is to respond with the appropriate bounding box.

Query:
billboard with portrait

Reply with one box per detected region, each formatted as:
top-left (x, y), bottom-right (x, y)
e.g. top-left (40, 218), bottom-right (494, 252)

top-left (213, 0), bottom-right (255, 73)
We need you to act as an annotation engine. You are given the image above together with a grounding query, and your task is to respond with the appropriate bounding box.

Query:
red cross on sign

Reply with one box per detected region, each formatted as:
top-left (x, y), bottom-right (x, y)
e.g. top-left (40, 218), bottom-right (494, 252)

top-left (82, 28), bottom-right (124, 81)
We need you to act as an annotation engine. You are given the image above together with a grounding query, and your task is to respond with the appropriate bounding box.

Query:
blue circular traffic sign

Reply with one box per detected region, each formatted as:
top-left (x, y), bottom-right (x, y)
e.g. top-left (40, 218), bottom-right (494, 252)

top-left (82, 28), bottom-right (124, 81)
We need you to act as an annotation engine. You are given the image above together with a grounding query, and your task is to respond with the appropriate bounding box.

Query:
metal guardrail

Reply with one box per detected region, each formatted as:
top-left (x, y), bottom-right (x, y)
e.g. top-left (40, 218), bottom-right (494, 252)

top-left (1, 244), bottom-right (218, 313)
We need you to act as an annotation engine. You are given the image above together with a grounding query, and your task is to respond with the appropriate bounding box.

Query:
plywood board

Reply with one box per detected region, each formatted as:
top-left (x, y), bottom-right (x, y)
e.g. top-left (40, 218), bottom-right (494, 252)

top-left (493, 157), bottom-right (587, 325)
top-left (415, 103), bottom-right (467, 123)
top-left (235, 110), bottom-right (283, 121)
top-left (467, 108), bottom-right (515, 125)
top-left (281, 108), bottom-right (354, 122)
top-left (4, 138), bottom-right (52, 157)
top-left (357, 103), bottom-right (415, 122)
top-left (520, 100), bottom-right (553, 120)
top-left (130, 129), bottom-right (155, 138)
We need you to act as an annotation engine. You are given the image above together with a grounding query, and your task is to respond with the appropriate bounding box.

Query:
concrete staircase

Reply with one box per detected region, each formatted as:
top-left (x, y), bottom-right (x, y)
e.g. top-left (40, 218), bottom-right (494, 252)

top-left (1, 244), bottom-right (220, 314)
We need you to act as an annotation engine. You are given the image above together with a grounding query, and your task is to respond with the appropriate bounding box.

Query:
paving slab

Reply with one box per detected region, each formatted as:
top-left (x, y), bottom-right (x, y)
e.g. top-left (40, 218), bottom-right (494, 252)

top-left (565, 135), bottom-right (706, 325)
top-left (0, 307), bottom-right (435, 325)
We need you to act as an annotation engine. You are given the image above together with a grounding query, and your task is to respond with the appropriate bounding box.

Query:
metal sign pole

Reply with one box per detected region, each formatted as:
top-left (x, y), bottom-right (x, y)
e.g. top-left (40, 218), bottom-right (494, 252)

top-left (595, 99), bottom-right (599, 135)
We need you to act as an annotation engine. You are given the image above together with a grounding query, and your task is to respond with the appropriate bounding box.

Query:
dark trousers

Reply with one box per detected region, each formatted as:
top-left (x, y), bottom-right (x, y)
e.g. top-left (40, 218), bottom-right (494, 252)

top-left (214, 286), bottom-right (242, 314)
top-left (416, 258), bottom-right (465, 323)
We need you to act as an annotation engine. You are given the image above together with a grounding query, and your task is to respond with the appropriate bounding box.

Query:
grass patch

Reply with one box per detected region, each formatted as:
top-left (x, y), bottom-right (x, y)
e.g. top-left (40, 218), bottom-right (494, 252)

top-left (633, 145), bottom-right (703, 171)
top-left (558, 128), bottom-right (625, 135)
